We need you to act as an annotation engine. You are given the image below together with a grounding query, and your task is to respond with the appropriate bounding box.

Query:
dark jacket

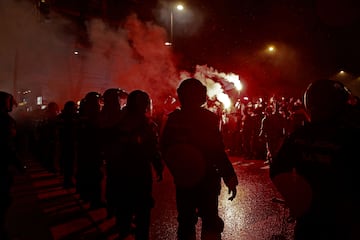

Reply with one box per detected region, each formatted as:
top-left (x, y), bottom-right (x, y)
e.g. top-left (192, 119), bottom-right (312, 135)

top-left (270, 111), bottom-right (360, 239)
top-left (161, 107), bottom-right (237, 190)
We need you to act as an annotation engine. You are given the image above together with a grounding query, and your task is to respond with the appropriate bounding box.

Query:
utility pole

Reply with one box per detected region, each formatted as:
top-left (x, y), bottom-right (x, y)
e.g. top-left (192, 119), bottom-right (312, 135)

top-left (13, 49), bottom-right (18, 100)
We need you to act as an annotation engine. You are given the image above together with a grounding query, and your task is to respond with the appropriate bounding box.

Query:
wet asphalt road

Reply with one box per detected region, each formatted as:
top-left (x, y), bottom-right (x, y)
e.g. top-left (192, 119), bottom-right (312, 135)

top-left (6, 156), bottom-right (295, 240)
top-left (151, 157), bottom-right (294, 240)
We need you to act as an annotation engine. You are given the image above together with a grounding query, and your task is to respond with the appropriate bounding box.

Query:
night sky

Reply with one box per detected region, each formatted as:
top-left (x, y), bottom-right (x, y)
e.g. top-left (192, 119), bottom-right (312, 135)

top-left (54, 0), bottom-right (360, 79)
top-left (171, 0), bottom-right (360, 96)
top-left (1, 0), bottom-right (359, 104)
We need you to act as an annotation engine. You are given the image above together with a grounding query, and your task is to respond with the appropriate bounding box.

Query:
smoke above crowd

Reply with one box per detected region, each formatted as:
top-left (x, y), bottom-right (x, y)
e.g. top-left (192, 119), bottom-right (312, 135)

top-left (1, 0), bottom-right (245, 110)
top-left (2, 0), bottom-right (358, 112)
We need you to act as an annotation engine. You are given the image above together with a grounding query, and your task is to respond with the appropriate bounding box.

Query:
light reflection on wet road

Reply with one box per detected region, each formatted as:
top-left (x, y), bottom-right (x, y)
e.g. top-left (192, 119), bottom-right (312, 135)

top-left (150, 156), bottom-right (294, 240)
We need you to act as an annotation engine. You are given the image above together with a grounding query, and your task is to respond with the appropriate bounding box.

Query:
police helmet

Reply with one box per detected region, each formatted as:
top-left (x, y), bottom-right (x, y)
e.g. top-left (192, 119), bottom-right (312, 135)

top-left (0, 91), bottom-right (15, 112)
top-left (303, 79), bottom-right (351, 121)
top-left (46, 102), bottom-right (59, 114)
top-left (177, 78), bottom-right (207, 108)
top-left (80, 91), bottom-right (101, 114)
top-left (103, 88), bottom-right (128, 105)
top-left (85, 91), bottom-right (101, 102)
top-left (126, 90), bottom-right (151, 114)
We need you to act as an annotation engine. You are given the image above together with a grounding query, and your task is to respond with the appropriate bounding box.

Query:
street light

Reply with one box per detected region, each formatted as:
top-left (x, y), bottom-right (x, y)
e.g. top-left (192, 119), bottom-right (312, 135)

top-left (267, 45), bottom-right (276, 53)
top-left (166, 3), bottom-right (184, 46)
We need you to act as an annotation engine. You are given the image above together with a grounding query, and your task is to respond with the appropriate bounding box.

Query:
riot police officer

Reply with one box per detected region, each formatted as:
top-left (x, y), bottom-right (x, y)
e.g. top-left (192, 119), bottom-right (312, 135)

top-left (106, 90), bottom-right (163, 240)
top-left (0, 91), bottom-right (23, 239)
top-left (160, 78), bottom-right (238, 240)
top-left (99, 88), bottom-right (128, 217)
top-left (270, 79), bottom-right (360, 240)
top-left (76, 92), bottom-right (105, 209)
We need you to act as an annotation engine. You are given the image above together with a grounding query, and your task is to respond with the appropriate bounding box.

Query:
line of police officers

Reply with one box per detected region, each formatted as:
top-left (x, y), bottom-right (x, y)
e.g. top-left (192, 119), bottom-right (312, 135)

top-left (1, 79), bottom-right (238, 240)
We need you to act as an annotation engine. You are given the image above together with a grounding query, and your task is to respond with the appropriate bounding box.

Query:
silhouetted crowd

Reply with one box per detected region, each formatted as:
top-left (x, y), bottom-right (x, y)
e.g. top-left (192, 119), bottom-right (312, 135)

top-left (218, 96), bottom-right (311, 162)
top-left (2, 79), bottom-right (238, 240)
top-left (2, 78), bottom-right (360, 240)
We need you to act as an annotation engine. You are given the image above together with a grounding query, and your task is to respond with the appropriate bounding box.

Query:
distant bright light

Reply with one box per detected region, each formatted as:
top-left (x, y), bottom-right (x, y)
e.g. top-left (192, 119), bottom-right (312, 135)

top-left (268, 45), bottom-right (275, 52)
top-left (339, 70), bottom-right (345, 74)
top-left (36, 96), bottom-right (43, 105)
top-left (164, 42), bottom-right (172, 46)
top-left (176, 4), bottom-right (184, 11)
top-left (74, 50), bottom-right (79, 55)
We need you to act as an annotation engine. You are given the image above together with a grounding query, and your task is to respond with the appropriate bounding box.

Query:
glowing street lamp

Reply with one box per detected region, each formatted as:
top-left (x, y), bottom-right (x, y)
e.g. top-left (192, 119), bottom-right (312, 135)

top-left (167, 3), bottom-right (184, 46)
top-left (335, 70), bottom-right (349, 80)
top-left (267, 45), bottom-right (276, 53)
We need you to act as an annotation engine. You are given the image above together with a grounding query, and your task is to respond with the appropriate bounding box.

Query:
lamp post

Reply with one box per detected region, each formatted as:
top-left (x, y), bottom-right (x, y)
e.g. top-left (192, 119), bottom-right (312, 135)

top-left (170, 9), bottom-right (174, 44)
top-left (167, 3), bottom-right (184, 46)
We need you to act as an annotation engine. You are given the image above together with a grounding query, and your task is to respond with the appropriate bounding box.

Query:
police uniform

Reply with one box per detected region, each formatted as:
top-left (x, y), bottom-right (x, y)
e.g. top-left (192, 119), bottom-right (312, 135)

top-left (161, 78), bottom-right (238, 240)
top-left (270, 80), bottom-right (360, 240)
